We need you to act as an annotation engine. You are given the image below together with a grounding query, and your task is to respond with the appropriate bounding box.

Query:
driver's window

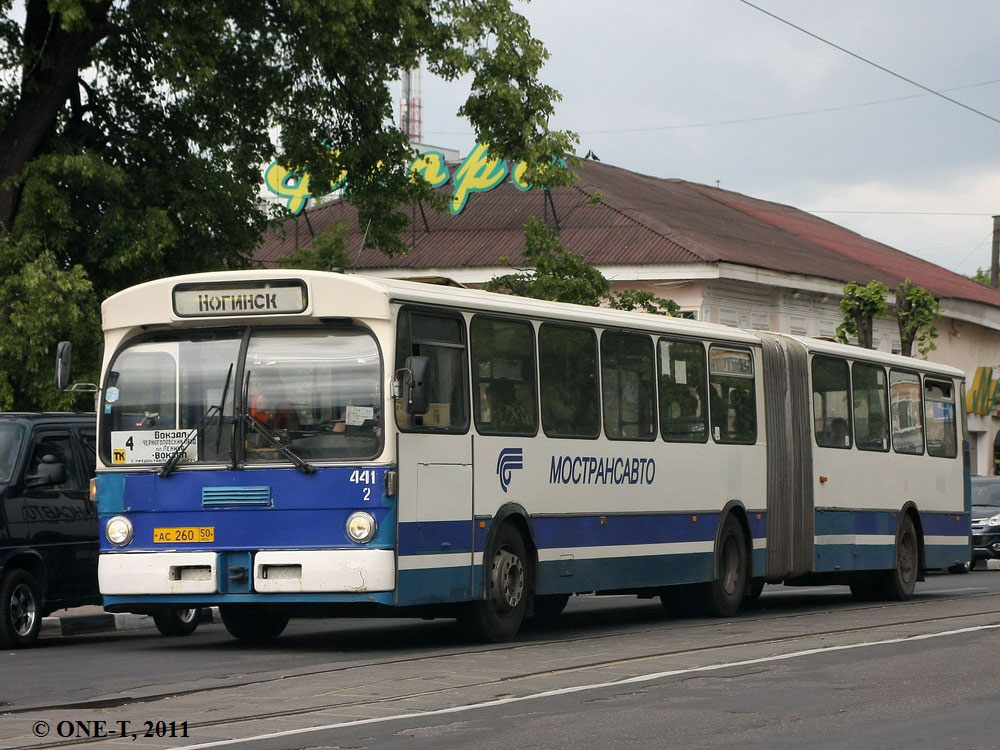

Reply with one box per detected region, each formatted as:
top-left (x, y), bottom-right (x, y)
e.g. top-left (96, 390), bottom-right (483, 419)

top-left (28, 434), bottom-right (82, 491)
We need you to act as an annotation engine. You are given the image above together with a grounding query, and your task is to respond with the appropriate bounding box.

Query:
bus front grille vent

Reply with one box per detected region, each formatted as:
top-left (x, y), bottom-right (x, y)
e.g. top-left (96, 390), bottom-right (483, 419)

top-left (202, 486), bottom-right (272, 507)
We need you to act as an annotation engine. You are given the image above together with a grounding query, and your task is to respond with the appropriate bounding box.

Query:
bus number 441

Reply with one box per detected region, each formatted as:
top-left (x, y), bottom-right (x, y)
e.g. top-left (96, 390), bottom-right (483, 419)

top-left (349, 469), bottom-right (376, 485)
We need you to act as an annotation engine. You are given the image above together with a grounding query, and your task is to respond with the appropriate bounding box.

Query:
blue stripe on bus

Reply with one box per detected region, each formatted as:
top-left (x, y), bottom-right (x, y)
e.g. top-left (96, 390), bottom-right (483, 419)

top-left (102, 506), bottom-right (397, 551)
top-left (531, 513), bottom-right (721, 548)
top-left (398, 521), bottom-right (474, 555)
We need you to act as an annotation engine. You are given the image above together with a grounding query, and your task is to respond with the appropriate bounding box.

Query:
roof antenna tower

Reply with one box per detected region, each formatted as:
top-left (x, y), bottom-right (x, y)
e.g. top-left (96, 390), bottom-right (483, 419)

top-left (399, 62), bottom-right (423, 143)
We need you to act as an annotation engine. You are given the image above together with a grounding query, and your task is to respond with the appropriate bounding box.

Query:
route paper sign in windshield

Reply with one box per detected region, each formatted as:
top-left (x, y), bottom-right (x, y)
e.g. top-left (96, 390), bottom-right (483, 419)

top-left (111, 430), bottom-right (197, 465)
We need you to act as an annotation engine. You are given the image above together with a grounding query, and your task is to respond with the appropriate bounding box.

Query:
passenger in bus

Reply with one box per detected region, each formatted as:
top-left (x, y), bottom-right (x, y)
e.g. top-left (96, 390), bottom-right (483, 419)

top-left (487, 379), bottom-right (529, 432)
top-left (830, 417), bottom-right (849, 447)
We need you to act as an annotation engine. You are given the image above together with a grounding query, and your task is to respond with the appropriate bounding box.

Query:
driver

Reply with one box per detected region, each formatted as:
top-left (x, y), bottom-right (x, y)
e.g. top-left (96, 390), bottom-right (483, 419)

top-left (249, 369), bottom-right (301, 431)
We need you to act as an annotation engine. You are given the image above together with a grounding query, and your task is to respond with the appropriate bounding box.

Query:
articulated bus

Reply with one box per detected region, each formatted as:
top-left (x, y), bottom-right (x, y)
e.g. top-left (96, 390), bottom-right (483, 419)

top-left (86, 271), bottom-right (970, 642)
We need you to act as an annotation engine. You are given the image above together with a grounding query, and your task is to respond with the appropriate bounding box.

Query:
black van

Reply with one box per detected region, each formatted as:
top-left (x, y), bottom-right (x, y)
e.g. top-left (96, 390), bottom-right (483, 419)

top-left (0, 413), bottom-right (200, 647)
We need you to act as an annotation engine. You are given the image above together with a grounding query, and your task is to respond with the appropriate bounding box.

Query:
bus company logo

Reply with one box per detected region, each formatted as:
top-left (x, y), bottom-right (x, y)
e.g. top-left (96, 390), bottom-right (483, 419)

top-left (496, 448), bottom-right (524, 493)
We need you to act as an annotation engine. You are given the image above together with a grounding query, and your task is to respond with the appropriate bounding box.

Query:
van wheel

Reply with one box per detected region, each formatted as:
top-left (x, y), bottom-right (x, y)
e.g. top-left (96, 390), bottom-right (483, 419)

top-left (0, 569), bottom-right (43, 649)
top-left (153, 607), bottom-right (201, 636)
top-left (459, 523), bottom-right (528, 642)
top-left (219, 605), bottom-right (289, 644)
top-left (878, 514), bottom-right (918, 601)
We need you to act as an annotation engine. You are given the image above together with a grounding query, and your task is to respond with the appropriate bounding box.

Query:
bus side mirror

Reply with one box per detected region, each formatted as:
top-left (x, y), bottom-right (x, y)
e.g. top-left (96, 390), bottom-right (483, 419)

top-left (55, 341), bottom-right (73, 391)
top-left (404, 356), bottom-right (431, 415)
top-left (26, 454), bottom-right (66, 488)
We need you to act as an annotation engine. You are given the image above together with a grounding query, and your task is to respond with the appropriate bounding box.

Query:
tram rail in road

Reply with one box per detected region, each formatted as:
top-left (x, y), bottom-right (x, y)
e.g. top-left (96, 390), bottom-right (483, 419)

top-left (3, 577), bottom-right (1000, 749)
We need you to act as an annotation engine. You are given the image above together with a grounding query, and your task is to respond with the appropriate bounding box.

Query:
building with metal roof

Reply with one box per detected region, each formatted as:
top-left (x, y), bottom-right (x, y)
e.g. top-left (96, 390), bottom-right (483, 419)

top-left (256, 158), bottom-right (1000, 474)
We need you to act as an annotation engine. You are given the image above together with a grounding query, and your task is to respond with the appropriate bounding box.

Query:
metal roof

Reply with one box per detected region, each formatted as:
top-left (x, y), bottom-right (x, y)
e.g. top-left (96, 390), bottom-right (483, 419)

top-left (255, 160), bottom-right (1000, 307)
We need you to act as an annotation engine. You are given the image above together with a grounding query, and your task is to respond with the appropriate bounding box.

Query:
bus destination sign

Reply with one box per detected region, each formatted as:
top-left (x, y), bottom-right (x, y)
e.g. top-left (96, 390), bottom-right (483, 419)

top-left (173, 283), bottom-right (306, 317)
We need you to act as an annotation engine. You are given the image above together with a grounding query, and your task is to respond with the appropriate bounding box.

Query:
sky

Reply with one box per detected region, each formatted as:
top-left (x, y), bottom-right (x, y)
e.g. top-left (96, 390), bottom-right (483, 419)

top-left (408, 0), bottom-right (1000, 277)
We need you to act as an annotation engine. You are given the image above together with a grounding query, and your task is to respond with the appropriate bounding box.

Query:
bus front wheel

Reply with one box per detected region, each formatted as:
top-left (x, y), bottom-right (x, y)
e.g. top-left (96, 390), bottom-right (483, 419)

top-left (459, 523), bottom-right (528, 642)
top-left (219, 604), bottom-right (289, 644)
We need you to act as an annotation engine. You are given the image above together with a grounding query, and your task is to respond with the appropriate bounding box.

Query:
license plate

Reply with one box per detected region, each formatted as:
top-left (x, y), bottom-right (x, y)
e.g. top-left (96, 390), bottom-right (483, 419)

top-left (153, 527), bottom-right (215, 543)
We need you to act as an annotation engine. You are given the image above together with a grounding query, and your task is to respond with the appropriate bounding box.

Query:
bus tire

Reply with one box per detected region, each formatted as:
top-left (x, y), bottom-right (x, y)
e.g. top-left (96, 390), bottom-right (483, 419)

top-left (704, 515), bottom-right (748, 617)
top-left (153, 607), bottom-right (201, 636)
top-left (0, 569), bottom-right (42, 649)
top-left (878, 514), bottom-right (919, 601)
top-left (530, 593), bottom-right (570, 623)
top-left (219, 604), bottom-right (289, 644)
top-left (459, 523), bottom-right (528, 642)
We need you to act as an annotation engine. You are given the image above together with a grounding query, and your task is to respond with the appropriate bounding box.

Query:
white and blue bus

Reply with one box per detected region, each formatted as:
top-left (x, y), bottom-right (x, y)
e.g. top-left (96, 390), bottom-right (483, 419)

top-left (85, 271), bottom-right (970, 642)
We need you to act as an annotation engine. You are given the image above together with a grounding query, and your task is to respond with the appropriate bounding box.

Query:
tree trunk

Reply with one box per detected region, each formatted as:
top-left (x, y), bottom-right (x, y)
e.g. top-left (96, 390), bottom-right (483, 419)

top-left (855, 313), bottom-right (875, 349)
top-left (0, 0), bottom-right (113, 233)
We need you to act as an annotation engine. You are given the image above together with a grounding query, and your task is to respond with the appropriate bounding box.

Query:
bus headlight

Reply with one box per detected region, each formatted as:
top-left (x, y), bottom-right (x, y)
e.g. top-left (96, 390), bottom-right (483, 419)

top-left (989, 514), bottom-right (1000, 527)
top-left (346, 511), bottom-right (377, 544)
top-left (106, 516), bottom-right (134, 547)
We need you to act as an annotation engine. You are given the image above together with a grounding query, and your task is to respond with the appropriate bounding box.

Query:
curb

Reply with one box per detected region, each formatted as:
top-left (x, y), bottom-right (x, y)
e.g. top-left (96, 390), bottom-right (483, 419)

top-left (40, 608), bottom-right (219, 639)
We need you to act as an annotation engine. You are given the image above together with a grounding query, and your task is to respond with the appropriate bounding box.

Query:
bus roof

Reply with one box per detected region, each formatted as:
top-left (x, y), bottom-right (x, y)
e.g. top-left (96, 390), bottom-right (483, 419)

top-left (101, 270), bottom-right (965, 379)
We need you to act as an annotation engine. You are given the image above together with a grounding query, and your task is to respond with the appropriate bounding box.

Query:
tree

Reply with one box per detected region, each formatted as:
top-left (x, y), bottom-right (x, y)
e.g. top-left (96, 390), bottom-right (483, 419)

top-left (0, 1), bottom-right (575, 409)
top-left (894, 279), bottom-right (940, 358)
top-left (835, 281), bottom-right (888, 350)
top-left (971, 267), bottom-right (991, 286)
top-left (484, 217), bottom-right (679, 315)
top-left (276, 222), bottom-right (353, 272)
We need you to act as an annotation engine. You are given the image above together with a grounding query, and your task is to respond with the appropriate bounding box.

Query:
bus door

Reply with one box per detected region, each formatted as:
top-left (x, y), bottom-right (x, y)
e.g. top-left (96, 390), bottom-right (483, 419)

top-left (758, 334), bottom-right (814, 578)
top-left (394, 309), bottom-right (474, 604)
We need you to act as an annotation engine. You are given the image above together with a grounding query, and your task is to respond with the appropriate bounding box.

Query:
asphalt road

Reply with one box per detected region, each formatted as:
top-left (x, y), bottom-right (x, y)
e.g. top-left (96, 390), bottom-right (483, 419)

top-left (2, 571), bottom-right (999, 749)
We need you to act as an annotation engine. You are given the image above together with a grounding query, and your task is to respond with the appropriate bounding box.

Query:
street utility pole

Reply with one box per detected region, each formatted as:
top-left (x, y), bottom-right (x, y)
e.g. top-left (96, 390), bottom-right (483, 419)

top-left (991, 215), bottom-right (1000, 288)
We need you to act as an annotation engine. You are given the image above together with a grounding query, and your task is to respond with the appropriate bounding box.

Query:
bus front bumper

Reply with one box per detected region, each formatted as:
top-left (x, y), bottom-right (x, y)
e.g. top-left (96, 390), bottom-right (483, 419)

top-left (99, 550), bottom-right (395, 595)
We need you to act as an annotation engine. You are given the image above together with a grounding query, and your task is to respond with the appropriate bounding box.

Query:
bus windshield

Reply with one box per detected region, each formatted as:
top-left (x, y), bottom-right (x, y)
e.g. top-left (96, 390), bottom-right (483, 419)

top-left (101, 327), bottom-right (382, 467)
top-left (0, 423), bottom-right (25, 483)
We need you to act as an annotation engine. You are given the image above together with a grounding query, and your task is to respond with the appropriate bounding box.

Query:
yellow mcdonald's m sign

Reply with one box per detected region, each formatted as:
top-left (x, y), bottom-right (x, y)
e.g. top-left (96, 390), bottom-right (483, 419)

top-left (967, 367), bottom-right (1000, 415)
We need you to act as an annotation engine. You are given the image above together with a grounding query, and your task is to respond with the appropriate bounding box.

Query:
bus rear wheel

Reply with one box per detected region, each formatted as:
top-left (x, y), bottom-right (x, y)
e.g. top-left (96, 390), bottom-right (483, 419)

top-left (878, 514), bottom-right (919, 601)
top-left (459, 523), bottom-right (528, 642)
top-left (705, 515), bottom-right (748, 617)
top-left (219, 604), bottom-right (289, 644)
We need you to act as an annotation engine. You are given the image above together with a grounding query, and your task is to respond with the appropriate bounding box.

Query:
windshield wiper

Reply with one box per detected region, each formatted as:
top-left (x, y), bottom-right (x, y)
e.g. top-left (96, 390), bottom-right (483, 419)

top-left (159, 363), bottom-right (234, 478)
top-left (242, 413), bottom-right (316, 474)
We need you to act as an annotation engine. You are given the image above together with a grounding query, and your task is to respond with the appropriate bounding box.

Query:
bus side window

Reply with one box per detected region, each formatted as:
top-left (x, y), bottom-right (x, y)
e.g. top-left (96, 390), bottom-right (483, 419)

top-left (889, 369), bottom-right (924, 455)
top-left (924, 378), bottom-right (957, 458)
top-left (539, 324), bottom-right (600, 439)
top-left (658, 338), bottom-right (708, 442)
top-left (470, 316), bottom-right (537, 436)
top-left (395, 309), bottom-right (469, 432)
top-left (812, 355), bottom-right (852, 449)
top-left (601, 331), bottom-right (656, 440)
top-left (853, 362), bottom-right (889, 452)
top-left (708, 346), bottom-right (756, 444)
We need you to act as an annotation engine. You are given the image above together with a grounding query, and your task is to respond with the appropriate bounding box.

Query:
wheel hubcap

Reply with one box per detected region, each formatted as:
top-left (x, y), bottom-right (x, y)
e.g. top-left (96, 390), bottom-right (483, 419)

top-left (10, 583), bottom-right (37, 637)
top-left (490, 547), bottom-right (524, 614)
top-left (176, 609), bottom-right (197, 624)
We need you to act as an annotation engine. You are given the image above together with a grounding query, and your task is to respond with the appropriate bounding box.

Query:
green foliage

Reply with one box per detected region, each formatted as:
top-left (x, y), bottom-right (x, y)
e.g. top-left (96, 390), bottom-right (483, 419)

top-left (835, 281), bottom-right (888, 350)
top-left (276, 222), bottom-right (352, 271)
top-left (484, 217), bottom-right (678, 315)
top-left (0, 239), bottom-right (100, 410)
top-left (607, 289), bottom-right (680, 316)
top-left (894, 279), bottom-right (940, 358)
top-left (971, 267), bottom-right (992, 285)
top-left (0, 0), bottom-right (574, 409)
